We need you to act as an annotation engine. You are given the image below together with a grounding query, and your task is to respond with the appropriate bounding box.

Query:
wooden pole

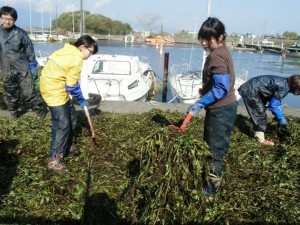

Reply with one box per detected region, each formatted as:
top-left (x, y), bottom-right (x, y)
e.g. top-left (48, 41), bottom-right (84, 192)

top-left (162, 52), bottom-right (169, 102)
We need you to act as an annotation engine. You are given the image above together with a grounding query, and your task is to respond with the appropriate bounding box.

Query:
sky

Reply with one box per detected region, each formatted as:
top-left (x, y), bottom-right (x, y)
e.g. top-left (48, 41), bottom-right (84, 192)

top-left (2, 0), bottom-right (300, 36)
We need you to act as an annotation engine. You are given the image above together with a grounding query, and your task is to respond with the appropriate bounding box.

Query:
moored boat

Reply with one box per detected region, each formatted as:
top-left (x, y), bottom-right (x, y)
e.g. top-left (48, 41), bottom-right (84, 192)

top-left (80, 54), bottom-right (158, 102)
top-left (145, 35), bottom-right (175, 45)
top-left (124, 33), bottom-right (135, 43)
top-left (263, 46), bottom-right (300, 58)
top-left (168, 63), bottom-right (248, 104)
top-left (283, 47), bottom-right (300, 58)
top-left (290, 41), bottom-right (300, 48)
top-left (37, 53), bottom-right (159, 102)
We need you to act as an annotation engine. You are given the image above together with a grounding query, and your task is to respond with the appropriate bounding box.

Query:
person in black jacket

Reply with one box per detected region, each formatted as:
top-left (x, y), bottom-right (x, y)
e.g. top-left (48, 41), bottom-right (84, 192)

top-left (0, 6), bottom-right (47, 119)
top-left (238, 75), bottom-right (300, 145)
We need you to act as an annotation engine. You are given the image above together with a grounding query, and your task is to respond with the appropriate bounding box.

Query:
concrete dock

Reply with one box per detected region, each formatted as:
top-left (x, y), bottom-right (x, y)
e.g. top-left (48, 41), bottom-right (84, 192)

top-left (97, 101), bottom-right (300, 118)
top-left (0, 101), bottom-right (299, 118)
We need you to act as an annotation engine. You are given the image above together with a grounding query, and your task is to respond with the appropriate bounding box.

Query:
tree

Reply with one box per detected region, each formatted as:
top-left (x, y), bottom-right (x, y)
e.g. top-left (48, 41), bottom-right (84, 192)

top-left (282, 31), bottom-right (298, 40)
top-left (135, 14), bottom-right (160, 36)
top-left (52, 11), bottom-right (132, 35)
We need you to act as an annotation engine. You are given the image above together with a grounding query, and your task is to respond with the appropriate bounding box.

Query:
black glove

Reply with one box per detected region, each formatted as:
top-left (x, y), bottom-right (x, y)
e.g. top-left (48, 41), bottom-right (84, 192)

top-left (277, 124), bottom-right (290, 142)
top-left (280, 123), bottom-right (287, 128)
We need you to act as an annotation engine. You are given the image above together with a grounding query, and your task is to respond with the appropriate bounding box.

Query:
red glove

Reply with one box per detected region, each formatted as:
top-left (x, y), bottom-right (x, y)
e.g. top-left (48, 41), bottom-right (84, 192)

top-left (179, 113), bottom-right (193, 132)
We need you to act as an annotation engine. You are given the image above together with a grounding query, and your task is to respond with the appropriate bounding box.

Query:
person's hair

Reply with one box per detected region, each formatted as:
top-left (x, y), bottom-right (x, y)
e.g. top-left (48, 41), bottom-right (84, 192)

top-left (287, 75), bottom-right (300, 93)
top-left (198, 17), bottom-right (226, 42)
top-left (72, 35), bottom-right (98, 54)
top-left (0, 6), bottom-right (18, 21)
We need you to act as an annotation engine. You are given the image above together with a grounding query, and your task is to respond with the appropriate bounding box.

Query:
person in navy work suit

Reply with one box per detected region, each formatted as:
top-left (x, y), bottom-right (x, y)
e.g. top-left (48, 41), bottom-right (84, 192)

top-left (238, 74), bottom-right (300, 145)
top-left (0, 6), bottom-right (47, 119)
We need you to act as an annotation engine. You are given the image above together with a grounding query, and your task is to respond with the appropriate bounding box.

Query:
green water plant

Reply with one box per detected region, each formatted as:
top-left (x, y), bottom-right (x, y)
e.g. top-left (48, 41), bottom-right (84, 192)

top-left (0, 108), bottom-right (299, 224)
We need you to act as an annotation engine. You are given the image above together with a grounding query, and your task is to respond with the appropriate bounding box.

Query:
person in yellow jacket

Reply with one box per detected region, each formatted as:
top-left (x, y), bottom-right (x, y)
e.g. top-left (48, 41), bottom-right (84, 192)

top-left (40, 35), bottom-right (98, 172)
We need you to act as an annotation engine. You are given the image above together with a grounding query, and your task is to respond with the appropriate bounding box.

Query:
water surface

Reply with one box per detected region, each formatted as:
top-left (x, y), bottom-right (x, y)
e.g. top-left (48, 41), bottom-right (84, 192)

top-left (34, 41), bottom-right (300, 108)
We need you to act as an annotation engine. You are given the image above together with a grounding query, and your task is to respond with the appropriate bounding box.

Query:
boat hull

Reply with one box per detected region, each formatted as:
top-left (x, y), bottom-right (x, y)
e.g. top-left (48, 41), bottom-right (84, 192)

top-left (168, 64), bottom-right (248, 104)
top-left (80, 54), bottom-right (158, 102)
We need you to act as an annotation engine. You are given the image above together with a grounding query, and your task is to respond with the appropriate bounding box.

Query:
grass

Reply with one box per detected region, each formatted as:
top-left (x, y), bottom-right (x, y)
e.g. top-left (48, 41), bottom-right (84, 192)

top-left (0, 107), bottom-right (299, 225)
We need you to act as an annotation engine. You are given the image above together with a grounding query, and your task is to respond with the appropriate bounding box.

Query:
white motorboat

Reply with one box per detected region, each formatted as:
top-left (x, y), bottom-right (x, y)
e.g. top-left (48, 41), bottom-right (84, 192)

top-left (37, 53), bottom-right (158, 102)
top-left (168, 63), bottom-right (248, 104)
top-left (80, 54), bottom-right (157, 102)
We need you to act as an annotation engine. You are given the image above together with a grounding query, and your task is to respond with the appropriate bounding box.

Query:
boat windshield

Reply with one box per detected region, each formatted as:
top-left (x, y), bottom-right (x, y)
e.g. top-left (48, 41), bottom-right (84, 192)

top-left (92, 60), bottom-right (131, 75)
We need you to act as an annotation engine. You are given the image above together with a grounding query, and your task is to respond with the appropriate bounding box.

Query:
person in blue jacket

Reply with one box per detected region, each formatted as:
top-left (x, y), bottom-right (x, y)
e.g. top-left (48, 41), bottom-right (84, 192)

top-left (238, 75), bottom-right (300, 145)
top-left (187, 17), bottom-right (238, 195)
top-left (0, 6), bottom-right (47, 119)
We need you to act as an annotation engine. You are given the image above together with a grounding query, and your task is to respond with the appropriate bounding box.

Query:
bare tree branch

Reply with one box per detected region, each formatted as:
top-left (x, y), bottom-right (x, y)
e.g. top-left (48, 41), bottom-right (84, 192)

top-left (135, 14), bottom-right (161, 35)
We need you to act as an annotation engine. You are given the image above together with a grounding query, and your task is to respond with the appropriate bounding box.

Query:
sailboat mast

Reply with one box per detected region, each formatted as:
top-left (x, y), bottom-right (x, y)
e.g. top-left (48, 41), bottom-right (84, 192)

top-left (49, 3), bottom-right (52, 35)
top-left (80, 0), bottom-right (83, 36)
top-left (40, 0), bottom-right (44, 33)
top-left (83, 10), bottom-right (85, 34)
top-left (72, 4), bottom-right (75, 35)
top-left (29, 0), bottom-right (32, 35)
top-left (207, 0), bottom-right (211, 17)
top-left (201, 0), bottom-right (211, 70)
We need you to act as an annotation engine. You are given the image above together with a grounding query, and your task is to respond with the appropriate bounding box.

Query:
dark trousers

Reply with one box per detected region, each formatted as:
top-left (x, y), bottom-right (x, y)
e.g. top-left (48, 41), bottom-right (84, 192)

top-left (204, 101), bottom-right (238, 177)
top-left (49, 101), bottom-right (77, 158)
top-left (242, 97), bottom-right (268, 132)
top-left (238, 86), bottom-right (268, 132)
top-left (3, 69), bottom-right (45, 112)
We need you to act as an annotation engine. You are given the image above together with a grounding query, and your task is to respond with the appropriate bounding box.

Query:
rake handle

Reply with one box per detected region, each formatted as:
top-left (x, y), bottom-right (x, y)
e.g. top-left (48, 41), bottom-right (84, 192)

top-left (83, 106), bottom-right (96, 139)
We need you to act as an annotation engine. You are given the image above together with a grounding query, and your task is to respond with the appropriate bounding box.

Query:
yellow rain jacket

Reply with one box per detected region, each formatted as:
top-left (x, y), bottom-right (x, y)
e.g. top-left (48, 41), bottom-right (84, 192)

top-left (40, 44), bottom-right (84, 106)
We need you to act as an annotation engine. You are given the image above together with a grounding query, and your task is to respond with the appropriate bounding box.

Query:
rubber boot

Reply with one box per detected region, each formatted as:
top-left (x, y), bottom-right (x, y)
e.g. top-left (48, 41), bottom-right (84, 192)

top-left (249, 124), bottom-right (255, 138)
top-left (10, 111), bottom-right (20, 120)
top-left (67, 143), bottom-right (80, 157)
top-left (35, 105), bottom-right (48, 120)
top-left (254, 131), bottom-right (274, 145)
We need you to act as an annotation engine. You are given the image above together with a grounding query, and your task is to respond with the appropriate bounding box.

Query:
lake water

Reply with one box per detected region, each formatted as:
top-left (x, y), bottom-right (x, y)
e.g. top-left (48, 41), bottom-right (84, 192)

top-left (33, 41), bottom-right (300, 108)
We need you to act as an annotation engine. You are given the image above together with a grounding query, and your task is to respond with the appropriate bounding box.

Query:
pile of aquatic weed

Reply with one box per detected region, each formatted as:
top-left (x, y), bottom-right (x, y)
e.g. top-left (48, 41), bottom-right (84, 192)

top-left (0, 107), bottom-right (299, 225)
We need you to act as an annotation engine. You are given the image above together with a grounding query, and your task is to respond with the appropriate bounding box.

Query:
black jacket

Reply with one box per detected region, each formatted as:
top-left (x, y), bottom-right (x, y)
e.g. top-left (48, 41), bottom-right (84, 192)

top-left (0, 25), bottom-right (35, 76)
top-left (238, 75), bottom-right (289, 103)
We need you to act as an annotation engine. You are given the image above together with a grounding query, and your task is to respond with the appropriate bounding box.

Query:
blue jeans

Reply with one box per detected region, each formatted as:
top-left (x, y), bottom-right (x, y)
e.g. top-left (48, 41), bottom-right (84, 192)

top-left (49, 100), bottom-right (77, 158)
top-left (204, 101), bottom-right (238, 176)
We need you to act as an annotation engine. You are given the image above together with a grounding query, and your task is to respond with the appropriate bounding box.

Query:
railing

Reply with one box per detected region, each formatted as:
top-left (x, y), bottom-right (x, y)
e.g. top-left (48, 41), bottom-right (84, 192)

top-left (36, 50), bottom-right (49, 67)
top-left (88, 77), bottom-right (124, 101)
top-left (236, 68), bottom-right (248, 82)
top-left (170, 63), bottom-right (192, 75)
